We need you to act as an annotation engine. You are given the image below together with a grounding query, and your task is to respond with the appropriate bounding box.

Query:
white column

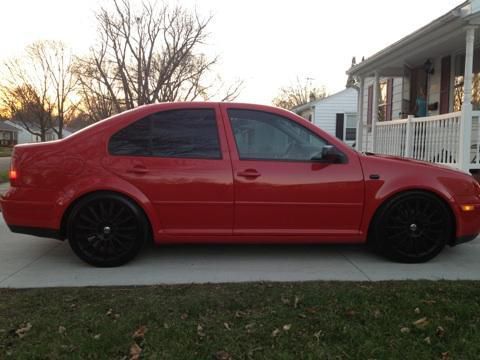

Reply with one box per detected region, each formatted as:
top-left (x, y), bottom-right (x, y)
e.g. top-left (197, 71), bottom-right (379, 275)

top-left (459, 26), bottom-right (476, 171)
top-left (355, 77), bottom-right (365, 151)
top-left (371, 72), bottom-right (380, 152)
top-left (404, 115), bottom-right (414, 158)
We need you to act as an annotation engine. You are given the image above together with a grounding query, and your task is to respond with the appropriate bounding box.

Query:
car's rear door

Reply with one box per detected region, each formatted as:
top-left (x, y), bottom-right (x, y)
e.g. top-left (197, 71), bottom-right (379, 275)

top-left (220, 104), bottom-right (364, 239)
top-left (104, 104), bottom-right (234, 236)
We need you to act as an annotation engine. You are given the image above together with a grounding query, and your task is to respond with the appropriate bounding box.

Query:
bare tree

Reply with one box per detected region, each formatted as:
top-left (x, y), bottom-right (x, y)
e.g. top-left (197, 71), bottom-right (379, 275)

top-left (0, 40), bottom-right (77, 140)
top-left (272, 77), bottom-right (327, 110)
top-left (74, 0), bottom-right (241, 120)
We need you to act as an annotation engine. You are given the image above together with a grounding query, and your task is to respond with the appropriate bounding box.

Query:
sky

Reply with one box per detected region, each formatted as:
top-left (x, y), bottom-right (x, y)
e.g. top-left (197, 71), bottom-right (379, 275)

top-left (0, 0), bottom-right (461, 104)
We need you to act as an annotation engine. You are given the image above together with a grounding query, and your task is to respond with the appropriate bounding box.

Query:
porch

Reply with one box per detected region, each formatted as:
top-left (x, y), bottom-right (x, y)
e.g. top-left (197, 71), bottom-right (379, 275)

top-left (374, 111), bottom-right (480, 171)
top-left (347, 0), bottom-right (480, 173)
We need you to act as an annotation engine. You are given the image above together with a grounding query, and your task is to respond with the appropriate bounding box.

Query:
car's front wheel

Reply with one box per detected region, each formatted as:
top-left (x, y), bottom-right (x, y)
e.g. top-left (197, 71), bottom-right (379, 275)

top-left (67, 193), bottom-right (149, 267)
top-left (370, 191), bottom-right (453, 263)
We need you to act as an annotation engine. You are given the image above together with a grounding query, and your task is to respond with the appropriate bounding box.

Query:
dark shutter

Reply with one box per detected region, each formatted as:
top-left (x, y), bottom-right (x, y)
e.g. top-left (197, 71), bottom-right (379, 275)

top-left (367, 85), bottom-right (373, 126)
top-left (386, 78), bottom-right (394, 120)
top-left (335, 113), bottom-right (344, 140)
top-left (440, 56), bottom-right (451, 114)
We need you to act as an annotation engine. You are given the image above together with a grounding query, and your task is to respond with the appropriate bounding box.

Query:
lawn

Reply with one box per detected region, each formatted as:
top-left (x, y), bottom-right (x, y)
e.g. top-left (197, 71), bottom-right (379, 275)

top-left (0, 170), bottom-right (8, 183)
top-left (1, 281), bottom-right (479, 359)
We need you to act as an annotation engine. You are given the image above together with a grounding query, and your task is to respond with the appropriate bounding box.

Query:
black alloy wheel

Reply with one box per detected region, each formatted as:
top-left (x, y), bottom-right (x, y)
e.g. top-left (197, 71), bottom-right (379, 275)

top-left (371, 191), bottom-right (453, 263)
top-left (67, 193), bottom-right (148, 267)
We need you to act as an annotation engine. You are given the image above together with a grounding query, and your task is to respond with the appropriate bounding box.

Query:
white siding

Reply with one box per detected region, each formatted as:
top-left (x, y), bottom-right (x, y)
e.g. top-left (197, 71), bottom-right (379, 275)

top-left (312, 88), bottom-right (358, 140)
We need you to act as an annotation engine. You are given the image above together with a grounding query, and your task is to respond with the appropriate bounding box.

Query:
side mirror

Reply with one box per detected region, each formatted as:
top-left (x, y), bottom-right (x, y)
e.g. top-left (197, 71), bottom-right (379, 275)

top-left (311, 145), bottom-right (346, 164)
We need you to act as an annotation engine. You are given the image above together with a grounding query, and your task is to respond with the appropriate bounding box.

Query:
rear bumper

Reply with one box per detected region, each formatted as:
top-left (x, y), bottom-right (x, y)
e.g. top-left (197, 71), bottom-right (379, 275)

top-left (451, 234), bottom-right (478, 246)
top-left (1, 187), bottom-right (61, 236)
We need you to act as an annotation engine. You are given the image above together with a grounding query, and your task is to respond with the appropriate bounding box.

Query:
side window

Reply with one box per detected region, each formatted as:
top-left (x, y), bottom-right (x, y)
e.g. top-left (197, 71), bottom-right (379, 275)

top-left (109, 109), bottom-right (221, 159)
top-left (228, 109), bottom-right (327, 161)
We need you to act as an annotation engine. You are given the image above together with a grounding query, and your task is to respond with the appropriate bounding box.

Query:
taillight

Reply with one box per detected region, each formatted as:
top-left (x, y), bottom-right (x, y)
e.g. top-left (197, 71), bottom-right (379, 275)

top-left (9, 169), bottom-right (17, 181)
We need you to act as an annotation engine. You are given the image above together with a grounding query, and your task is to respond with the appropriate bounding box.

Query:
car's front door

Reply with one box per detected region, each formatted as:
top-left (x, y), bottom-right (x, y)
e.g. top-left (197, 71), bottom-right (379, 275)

top-left (104, 105), bottom-right (233, 236)
top-left (221, 106), bottom-right (364, 238)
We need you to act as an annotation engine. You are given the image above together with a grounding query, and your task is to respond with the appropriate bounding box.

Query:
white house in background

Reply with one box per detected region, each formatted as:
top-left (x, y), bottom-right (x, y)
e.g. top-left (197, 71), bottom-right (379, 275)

top-left (4, 120), bottom-right (73, 144)
top-left (347, 0), bottom-right (480, 173)
top-left (291, 88), bottom-right (358, 146)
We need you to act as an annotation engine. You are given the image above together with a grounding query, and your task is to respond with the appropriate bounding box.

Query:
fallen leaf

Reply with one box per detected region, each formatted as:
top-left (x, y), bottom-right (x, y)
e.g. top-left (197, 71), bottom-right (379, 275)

top-left (163, 323), bottom-right (169, 329)
top-left (15, 323), bottom-right (32, 338)
top-left (298, 313), bottom-right (307, 319)
top-left (245, 323), bottom-right (255, 330)
top-left (93, 334), bottom-right (101, 340)
top-left (294, 295), bottom-right (300, 308)
top-left (400, 327), bottom-right (410, 334)
top-left (106, 309), bottom-right (113, 316)
top-left (436, 326), bottom-right (445, 337)
top-left (235, 310), bottom-right (246, 318)
top-left (413, 317), bottom-right (429, 328)
top-left (272, 328), bottom-right (280, 337)
top-left (424, 336), bottom-right (431, 344)
top-left (281, 297), bottom-right (290, 305)
top-left (129, 342), bottom-right (142, 360)
top-left (224, 322), bottom-right (231, 331)
top-left (345, 309), bottom-right (356, 317)
top-left (197, 324), bottom-right (205, 337)
top-left (282, 324), bottom-right (291, 331)
top-left (441, 351), bottom-right (450, 360)
top-left (132, 325), bottom-right (147, 340)
top-left (214, 350), bottom-right (232, 360)
top-left (414, 307), bottom-right (421, 314)
top-left (313, 330), bottom-right (324, 340)
top-left (373, 310), bottom-right (381, 318)
top-left (58, 326), bottom-right (66, 335)
top-left (180, 313), bottom-right (189, 320)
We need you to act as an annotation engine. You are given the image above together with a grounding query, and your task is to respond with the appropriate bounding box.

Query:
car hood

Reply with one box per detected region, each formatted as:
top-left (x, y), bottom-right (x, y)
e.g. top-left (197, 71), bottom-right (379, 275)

top-left (360, 152), bottom-right (469, 176)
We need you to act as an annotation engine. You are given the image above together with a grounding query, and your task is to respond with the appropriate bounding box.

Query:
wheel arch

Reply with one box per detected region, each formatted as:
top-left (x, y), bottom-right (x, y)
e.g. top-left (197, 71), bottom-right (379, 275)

top-left (59, 189), bottom-right (156, 241)
top-left (366, 188), bottom-right (457, 246)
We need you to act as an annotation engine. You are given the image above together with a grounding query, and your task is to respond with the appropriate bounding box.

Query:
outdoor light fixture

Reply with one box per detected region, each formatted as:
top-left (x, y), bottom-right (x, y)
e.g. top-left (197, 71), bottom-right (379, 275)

top-left (460, 204), bottom-right (476, 212)
top-left (424, 59), bottom-right (434, 75)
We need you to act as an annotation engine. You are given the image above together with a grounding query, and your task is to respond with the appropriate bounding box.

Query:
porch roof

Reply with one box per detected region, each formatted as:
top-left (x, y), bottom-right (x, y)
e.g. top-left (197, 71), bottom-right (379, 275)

top-left (347, 1), bottom-right (480, 78)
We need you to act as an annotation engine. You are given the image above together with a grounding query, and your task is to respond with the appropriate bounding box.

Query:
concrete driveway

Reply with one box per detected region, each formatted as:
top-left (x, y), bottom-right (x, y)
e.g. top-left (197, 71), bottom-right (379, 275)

top-left (1, 217), bottom-right (480, 288)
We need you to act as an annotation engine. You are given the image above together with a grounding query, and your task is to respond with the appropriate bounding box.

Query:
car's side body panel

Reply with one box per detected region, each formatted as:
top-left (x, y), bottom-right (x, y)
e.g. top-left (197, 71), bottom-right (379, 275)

top-left (1, 102), bottom-right (480, 251)
top-left (219, 103), bottom-right (365, 238)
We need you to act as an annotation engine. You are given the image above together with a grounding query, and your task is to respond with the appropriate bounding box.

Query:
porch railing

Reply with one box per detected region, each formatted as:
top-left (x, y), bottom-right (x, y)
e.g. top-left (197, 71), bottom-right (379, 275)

top-left (375, 112), bottom-right (462, 168)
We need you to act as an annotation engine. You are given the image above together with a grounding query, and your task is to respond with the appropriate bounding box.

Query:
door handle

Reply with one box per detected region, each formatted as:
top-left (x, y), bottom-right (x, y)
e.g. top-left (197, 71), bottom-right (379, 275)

top-left (237, 169), bottom-right (261, 179)
top-left (127, 166), bottom-right (148, 175)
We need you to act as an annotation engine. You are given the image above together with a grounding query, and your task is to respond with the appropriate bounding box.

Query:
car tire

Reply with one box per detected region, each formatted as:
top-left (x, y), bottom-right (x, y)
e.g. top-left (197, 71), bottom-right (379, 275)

top-left (67, 192), bottom-right (149, 267)
top-left (369, 191), bottom-right (453, 263)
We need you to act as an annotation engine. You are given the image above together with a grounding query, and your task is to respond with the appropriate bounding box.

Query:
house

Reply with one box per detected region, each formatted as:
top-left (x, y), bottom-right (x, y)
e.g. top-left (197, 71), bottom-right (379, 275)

top-left (291, 88), bottom-right (358, 146)
top-left (0, 121), bottom-right (19, 146)
top-left (347, 0), bottom-right (480, 173)
top-left (4, 120), bottom-right (73, 144)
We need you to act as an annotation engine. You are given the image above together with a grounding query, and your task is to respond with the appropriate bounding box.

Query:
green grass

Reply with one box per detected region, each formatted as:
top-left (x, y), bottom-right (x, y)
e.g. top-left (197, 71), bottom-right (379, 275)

top-left (1, 281), bottom-right (479, 359)
top-left (0, 147), bottom-right (12, 157)
top-left (0, 170), bottom-right (7, 183)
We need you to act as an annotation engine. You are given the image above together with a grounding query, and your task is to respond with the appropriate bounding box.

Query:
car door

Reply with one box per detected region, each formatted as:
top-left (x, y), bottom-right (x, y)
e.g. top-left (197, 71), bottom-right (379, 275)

top-left (221, 105), bottom-right (364, 238)
top-left (104, 105), bottom-right (234, 236)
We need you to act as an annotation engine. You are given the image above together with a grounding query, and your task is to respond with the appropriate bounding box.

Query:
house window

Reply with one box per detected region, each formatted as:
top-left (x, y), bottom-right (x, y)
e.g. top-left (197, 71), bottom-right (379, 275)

top-left (378, 80), bottom-right (388, 122)
top-left (345, 114), bottom-right (357, 141)
top-left (377, 79), bottom-right (393, 121)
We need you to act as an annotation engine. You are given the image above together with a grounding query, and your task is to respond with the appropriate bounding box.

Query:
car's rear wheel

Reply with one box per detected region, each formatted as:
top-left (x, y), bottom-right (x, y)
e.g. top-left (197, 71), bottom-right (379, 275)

top-left (67, 193), bottom-right (148, 267)
top-left (370, 191), bottom-right (453, 263)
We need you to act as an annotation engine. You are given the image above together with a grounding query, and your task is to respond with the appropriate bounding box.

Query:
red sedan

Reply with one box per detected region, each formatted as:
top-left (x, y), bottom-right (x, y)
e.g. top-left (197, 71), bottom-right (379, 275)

top-left (1, 102), bottom-right (480, 266)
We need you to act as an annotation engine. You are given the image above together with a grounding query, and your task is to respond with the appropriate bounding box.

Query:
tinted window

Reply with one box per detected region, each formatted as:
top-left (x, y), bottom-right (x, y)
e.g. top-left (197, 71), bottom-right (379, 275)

top-left (109, 109), bottom-right (221, 159)
top-left (228, 109), bottom-right (327, 161)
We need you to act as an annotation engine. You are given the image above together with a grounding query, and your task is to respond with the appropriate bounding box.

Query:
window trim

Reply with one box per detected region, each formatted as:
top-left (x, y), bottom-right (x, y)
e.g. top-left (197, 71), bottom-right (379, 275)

top-left (227, 108), bottom-right (347, 164)
top-left (108, 108), bottom-right (223, 160)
